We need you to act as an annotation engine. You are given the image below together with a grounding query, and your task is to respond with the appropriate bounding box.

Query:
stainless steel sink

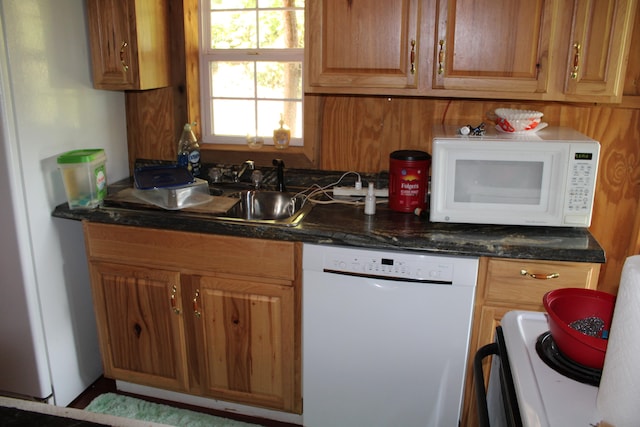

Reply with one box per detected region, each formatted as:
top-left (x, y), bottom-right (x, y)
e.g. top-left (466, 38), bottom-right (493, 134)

top-left (213, 190), bottom-right (313, 226)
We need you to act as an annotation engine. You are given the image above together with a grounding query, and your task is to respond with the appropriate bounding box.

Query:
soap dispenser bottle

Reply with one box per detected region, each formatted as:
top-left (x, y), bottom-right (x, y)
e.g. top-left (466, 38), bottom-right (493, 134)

top-left (273, 114), bottom-right (291, 150)
top-left (177, 123), bottom-right (201, 176)
top-left (364, 182), bottom-right (376, 215)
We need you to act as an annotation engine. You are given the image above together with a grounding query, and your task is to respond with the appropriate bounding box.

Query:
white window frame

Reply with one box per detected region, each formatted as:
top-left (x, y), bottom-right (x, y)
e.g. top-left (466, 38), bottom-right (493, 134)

top-left (198, 1), bottom-right (304, 147)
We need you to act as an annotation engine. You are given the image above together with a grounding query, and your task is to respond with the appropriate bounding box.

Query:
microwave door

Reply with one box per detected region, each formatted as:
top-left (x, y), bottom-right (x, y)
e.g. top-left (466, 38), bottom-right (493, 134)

top-left (437, 150), bottom-right (566, 226)
top-left (455, 160), bottom-right (544, 205)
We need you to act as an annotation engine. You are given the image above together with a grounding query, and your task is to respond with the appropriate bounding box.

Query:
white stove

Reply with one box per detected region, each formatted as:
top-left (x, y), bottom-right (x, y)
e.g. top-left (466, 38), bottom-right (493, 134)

top-left (497, 310), bottom-right (603, 426)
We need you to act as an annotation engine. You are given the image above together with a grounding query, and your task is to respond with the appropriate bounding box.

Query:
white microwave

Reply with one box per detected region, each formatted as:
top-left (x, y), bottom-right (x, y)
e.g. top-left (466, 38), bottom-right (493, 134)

top-left (430, 126), bottom-right (600, 227)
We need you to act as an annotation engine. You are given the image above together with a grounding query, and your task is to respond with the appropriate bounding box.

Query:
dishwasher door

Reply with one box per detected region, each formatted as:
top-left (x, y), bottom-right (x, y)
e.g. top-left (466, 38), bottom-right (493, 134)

top-left (302, 243), bottom-right (478, 427)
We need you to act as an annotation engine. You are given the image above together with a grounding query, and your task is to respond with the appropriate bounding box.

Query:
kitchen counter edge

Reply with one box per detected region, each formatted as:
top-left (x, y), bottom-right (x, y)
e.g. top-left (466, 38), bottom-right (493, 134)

top-left (51, 195), bottom-right (605, 264)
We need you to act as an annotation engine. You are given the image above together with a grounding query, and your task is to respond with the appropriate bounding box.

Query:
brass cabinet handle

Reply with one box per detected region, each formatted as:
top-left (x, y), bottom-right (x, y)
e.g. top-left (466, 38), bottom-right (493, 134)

top-left (193, 289), bottom-right (202, 319)
top-left (520, 269), bottom-right (560, 280)
top-left (170, 285), bottom-right (181, 315)
top-left (410, 39), bottom-right (416, 75)
top-left (570, 42), bottom-right (580, 79)
top-left (120, 41), bottom-right (129, 72)
top-left (438, 39), bottom-right (445, 74)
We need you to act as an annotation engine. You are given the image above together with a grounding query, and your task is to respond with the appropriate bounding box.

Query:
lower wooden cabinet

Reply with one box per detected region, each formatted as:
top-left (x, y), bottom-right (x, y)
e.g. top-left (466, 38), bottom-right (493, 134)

top-left (83, 222), bottom-right (302, 414)
top-left (89, 262), bottom-right (188, 391)
top-left (184, 274), bottom-right (297, 411)
top-left (460, 257), bottom-right (601, 427)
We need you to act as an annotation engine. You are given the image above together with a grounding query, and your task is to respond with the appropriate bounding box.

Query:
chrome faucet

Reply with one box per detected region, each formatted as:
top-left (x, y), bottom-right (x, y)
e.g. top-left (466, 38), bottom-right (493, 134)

top-left (251, 170), bottom-right (264, 189)
top-left (234, 160), bottom-right (255, 182)
top-left (273, 158), bottom-right (286, 192)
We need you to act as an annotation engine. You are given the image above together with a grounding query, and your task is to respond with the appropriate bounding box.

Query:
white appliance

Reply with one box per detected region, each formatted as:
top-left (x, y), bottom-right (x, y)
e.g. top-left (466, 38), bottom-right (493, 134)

top-left (0, 1), bottom-right (128, 406)
top-left (430, 126), bottom-right (600, 227)
top-left (478, 311), bottom-right (602, 426)
top-left (302, 243), bottom-right (479, 427)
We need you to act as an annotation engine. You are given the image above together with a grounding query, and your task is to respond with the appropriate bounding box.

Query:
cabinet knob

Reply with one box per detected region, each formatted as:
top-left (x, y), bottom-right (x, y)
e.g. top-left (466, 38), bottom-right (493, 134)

top-left (570, 42), bottom-right (581, 79)
top-left (438, 40), bottom-right (445, 75)
top-left (170, 285), bottom-right (181, 315)
top-left (520, 269), bottom-right (560, 280)
top-left (120, 41), bottom-right (129, 72)
top-left (410, 39), bottom-right (416, 75)
top-left (193, 289), bottom-right (202, 319)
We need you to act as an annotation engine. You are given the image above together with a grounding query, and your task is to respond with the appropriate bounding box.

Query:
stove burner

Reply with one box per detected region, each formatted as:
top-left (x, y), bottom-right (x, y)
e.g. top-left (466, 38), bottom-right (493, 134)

top-left (535, 331), bottom-right (601, 386)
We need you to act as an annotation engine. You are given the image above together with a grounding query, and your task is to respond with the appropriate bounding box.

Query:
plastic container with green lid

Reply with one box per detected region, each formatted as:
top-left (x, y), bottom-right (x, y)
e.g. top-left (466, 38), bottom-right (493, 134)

top-left (57, 149), bottom-right (107, 209)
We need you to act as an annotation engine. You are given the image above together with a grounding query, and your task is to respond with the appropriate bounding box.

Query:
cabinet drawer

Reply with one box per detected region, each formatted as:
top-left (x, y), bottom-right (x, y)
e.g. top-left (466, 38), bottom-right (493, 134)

top-left (484, 258), bottom-right (600, 308)
top-left (83, 222), bottom-right (297, 282)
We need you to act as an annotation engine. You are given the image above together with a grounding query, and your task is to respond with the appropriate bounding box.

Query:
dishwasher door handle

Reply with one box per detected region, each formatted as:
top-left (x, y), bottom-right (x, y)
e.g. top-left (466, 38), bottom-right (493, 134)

top-left (474, 343), bottom-right (498, 427)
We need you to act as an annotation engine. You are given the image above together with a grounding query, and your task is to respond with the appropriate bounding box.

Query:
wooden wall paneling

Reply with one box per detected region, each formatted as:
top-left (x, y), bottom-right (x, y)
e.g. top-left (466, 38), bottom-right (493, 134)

top-left (182, 0), bottom-right (199, 128)
top-left (169, 0), bottom-right (190, 149)
top-left (384, 97), bottom-right (436, 167)
top-left (125, 87), bottom-right (176, 172)
top-left (320, 96), bottom-right (388, 171)
top-left (302, 95), bottom-right (323, 167)
top-left (587, 107), bottom-right (640, 294)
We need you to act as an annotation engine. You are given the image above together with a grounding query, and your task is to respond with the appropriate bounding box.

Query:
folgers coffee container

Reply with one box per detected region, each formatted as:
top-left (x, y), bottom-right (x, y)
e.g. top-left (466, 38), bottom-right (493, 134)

top-left (389, 150), bottom-right (431, 212)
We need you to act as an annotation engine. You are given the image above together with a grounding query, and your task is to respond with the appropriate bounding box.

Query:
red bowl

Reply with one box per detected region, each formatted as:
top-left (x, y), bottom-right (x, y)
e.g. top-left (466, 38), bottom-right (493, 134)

top-left (543, 288), bottom-right (616, 369)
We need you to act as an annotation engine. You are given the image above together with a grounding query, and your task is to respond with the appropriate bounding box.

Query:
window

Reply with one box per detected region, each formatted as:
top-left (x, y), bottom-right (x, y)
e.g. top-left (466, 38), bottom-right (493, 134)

top-left (199, 0), bottom-right (304, 148)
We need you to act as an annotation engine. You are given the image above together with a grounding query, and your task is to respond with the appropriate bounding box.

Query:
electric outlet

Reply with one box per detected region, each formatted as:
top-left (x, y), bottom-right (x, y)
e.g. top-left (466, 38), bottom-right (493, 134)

top-left (333, 186), bottom-right (389, 198)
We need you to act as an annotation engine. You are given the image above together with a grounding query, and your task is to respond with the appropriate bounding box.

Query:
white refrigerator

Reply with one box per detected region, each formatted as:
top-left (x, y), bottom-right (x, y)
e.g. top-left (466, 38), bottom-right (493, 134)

top-left (0, 0), bottom-right (129, 406)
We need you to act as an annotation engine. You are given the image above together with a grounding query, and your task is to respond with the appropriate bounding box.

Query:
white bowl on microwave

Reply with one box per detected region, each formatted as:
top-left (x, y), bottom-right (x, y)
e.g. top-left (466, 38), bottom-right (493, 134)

top-left (494, 108), bottom-right (544, 132)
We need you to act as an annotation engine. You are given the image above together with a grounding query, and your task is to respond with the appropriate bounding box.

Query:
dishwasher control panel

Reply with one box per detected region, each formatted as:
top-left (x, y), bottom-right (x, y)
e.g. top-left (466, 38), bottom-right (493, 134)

top-left (323, 248), bottom-right (455, 283)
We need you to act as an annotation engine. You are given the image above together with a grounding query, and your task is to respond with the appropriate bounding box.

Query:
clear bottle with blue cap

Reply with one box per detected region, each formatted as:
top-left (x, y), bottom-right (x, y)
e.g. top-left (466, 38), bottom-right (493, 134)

top-left (177, 123), bottom-right (201, 176)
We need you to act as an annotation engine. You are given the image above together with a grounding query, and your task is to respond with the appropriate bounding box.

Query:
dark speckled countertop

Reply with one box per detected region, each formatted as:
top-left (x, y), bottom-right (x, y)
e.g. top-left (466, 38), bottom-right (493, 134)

top-left (51, 167), bottom-right (605, 263)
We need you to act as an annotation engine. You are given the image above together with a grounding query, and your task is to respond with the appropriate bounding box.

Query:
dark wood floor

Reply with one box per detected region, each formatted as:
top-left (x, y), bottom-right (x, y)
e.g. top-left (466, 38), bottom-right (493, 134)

top-left (67, 376), bottom-right (299, 427)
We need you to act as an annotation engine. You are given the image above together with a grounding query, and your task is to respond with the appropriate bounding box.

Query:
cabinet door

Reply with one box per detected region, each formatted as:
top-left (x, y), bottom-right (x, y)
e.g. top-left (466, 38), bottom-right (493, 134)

top-left (306, 0), bottom-right (420, 93)
top-left (563, 0), bottom-right (637, 102)
top-left (189, 275), bottom-right (299, 413)
top-left (433, 0), bottom-right (556, 97)
top-left (89, 262), bottom-right (188, 391)
top-left (86, 0), bottom-right (170, 90)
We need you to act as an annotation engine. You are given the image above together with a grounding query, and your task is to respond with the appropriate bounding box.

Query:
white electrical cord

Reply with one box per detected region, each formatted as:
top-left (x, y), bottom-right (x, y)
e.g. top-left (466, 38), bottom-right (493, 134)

top-left (292, 171), bottom-right (367, 207)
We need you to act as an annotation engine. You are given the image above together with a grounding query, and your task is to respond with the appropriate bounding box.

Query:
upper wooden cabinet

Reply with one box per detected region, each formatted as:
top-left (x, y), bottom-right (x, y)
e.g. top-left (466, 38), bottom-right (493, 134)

top-left (86, 0), bottom-right (170, 90)
top-left (563, 0), bottom-right (638, 102)
top-left (305, 0), bottom-right (424, 94)
top-left (432, 0), bottom-right (557, 98)
top-left (305, 0), bottom-right (638, 102)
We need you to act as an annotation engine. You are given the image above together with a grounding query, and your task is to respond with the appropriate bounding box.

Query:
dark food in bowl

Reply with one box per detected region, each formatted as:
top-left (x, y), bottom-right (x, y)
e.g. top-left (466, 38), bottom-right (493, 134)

top-left (569, 316), bottom-right (606, 338)
top-left (543, 288), bottom-right (616, 369)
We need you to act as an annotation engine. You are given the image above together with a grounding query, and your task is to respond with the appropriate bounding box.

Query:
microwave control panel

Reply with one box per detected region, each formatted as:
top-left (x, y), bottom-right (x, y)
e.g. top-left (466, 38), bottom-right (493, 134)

top-left (564, 145), bottom-right (600, 225)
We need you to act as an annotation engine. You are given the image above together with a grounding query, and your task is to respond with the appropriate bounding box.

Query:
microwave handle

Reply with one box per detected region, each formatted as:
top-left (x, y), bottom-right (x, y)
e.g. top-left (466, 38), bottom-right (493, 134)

top-left (474, 342), bottom-right (498, 427)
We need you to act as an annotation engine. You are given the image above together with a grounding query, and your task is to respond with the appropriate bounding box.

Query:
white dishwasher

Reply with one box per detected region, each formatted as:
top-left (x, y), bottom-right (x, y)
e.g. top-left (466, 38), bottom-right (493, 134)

top-left (302, 243), bottom-right (479, 427)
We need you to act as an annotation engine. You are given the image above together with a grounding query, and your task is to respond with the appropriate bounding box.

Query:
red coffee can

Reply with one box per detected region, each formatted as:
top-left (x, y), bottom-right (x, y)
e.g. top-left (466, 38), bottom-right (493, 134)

top-left (389, 150), bottom-right (431, 213)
